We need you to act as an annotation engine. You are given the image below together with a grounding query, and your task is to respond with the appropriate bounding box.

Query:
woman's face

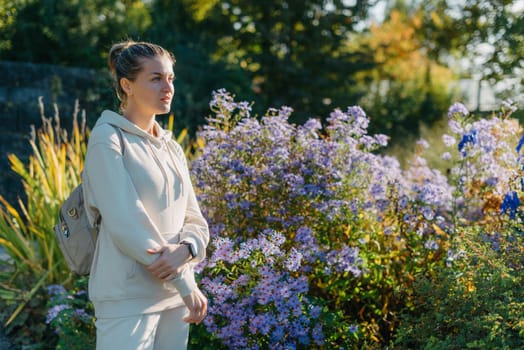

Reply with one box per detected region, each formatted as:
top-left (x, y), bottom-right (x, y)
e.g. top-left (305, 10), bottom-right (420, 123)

top-left (122, 55), bottom-right (175, 117)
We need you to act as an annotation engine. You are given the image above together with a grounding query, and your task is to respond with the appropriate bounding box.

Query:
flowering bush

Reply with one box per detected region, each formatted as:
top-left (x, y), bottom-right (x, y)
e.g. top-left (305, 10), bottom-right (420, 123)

top-left (394, 100), bottom-right (524, 349)
top-left (45, 277), bottom-right (95, 350)
top-left (445, 101), bottom-right (523, 225)
top-left (191, 90), bottom-right (463, 347)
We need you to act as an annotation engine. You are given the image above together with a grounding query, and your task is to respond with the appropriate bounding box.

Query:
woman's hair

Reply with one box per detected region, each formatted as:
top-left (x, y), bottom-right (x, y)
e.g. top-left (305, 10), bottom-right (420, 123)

top-left (108, 40), bottom-right (175, 110)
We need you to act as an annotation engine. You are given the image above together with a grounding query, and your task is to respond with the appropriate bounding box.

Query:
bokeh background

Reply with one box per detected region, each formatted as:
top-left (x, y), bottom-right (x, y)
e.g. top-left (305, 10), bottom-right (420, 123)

top-left (0, 1), bottom-right (523, 349)
top-left (1, 1), bottom-right (522, 191)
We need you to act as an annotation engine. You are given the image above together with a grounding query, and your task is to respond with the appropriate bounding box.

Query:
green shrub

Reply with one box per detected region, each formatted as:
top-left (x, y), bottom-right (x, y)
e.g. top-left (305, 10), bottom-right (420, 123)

top-left (45, 277), bottom-right (95, 350)
top-left (0, 100), bottom-right (87, 346)
top-left (394, 227), bottom-right (524, 350)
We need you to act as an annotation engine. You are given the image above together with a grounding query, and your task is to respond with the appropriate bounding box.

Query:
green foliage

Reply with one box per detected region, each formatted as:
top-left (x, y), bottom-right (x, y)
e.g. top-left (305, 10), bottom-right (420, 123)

top-left (1, 0), bottom-right (522, 140)
top-left (394, 227), bottom-right (524, 350)
top-left (393, 101), bottom-right (524, 349)
top-left (45, 278), bottom-right (95, 350)
top-left (414, 0), bottom-right (523, 99)
top-left (180, 0), bottom-right (376, 123)
top-left (0, 279), bottom-right (54, 349)
top-left (0, 0), bottom-right (150, 67)
top-left (0, 100), bottom-right (87, 340)
top-left (0, 0), bottom-right (26, 52)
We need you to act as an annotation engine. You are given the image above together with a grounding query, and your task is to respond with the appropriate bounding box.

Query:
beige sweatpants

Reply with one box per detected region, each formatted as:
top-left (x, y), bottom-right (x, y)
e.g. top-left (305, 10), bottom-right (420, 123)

top-left (95, 306), bottom-right (190, 350)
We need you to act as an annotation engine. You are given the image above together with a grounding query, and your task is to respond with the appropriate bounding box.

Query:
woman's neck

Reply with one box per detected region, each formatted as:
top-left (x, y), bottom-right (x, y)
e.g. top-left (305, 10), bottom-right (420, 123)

top-left (123, 111), bottom-right (157, 136)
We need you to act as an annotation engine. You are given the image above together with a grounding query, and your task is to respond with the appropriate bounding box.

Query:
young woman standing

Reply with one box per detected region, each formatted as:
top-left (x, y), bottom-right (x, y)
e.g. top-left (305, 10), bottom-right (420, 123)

top-left (83, 40), bottom-right (209, 349)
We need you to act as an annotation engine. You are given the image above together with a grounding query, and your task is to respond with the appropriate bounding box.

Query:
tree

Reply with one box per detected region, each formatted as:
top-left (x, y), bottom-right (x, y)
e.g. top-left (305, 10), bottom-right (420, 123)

top-left (178, 0), bottom-right (377, 123)
top-left (414, 0), bottom-right (523, 99)
top-left (353, 6), bottom-right (455, 141)
top-left (1, 0), bottom-right (150, 68)
top-left (0, 0), bottom-right (27, 52)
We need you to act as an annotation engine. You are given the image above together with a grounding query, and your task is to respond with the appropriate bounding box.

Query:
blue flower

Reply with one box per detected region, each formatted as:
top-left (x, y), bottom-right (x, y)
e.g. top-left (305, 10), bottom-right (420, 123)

top-left (457, 129), bottom-right (478, 156)
top-left (500, 191), bottom-right (520, 219)
top-left (516, 135), bottom-right (524, 153)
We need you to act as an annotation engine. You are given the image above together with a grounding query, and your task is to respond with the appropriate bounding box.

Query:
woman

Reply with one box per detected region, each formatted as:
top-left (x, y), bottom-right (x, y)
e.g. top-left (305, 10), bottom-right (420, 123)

top-left (83, 40), bottom-right (209, 349)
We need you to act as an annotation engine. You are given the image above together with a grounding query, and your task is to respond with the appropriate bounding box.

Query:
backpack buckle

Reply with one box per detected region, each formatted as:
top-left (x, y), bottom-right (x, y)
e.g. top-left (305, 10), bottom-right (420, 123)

top-left (67, 207), bottom-right (78, 219)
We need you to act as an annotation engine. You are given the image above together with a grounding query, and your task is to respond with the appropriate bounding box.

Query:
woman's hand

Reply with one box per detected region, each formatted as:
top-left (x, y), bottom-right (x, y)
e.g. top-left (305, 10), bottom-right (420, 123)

top-left (145, 244), bottom-right (191, 281)
top-left (182, 288), bottom-right (207, 324)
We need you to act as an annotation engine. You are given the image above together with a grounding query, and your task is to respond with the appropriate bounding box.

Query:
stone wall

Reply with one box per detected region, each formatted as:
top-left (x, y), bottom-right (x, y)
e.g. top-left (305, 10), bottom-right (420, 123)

top-left (0, 61), bottom-right (114, 203)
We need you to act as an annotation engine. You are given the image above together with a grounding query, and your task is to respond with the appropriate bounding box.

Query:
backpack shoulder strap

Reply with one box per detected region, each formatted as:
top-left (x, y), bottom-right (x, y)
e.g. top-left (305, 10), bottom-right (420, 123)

top-left (87, 125), bottom-right (125, 228)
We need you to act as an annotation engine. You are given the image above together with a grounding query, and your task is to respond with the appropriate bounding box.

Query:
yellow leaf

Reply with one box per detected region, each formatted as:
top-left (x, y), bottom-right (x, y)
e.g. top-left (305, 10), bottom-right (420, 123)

top-left (430, 11), bottom-right (443, 28)
top-left (432, 223), bottom-right (448, 236)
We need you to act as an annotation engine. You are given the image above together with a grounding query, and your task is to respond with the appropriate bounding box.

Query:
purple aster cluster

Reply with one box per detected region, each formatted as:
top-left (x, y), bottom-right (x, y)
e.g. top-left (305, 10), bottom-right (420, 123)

top-left (44, 280), bottom-right (94, 337)
top-left (447, 102), bottom-right (469, 118)
top-left (45, 304), bottom-right (70, 324)
top-left (326, 245), bottom-right (363, 277)
top-left (200, 230), bottom-right (323, 349)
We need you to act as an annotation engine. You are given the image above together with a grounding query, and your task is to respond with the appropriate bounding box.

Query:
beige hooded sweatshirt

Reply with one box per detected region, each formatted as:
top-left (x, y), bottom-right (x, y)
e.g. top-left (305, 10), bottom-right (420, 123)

top-left (83, 110), bottom-right (209, 319)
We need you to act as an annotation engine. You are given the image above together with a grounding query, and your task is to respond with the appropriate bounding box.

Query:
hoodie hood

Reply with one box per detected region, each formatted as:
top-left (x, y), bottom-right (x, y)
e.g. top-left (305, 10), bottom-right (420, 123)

top-left (96, 110), bottom-right (173, 147)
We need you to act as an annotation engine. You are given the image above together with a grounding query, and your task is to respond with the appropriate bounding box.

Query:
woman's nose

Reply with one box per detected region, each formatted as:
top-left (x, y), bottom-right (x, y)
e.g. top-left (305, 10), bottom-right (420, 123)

top-left (163, 80), bottom-right (174, 92)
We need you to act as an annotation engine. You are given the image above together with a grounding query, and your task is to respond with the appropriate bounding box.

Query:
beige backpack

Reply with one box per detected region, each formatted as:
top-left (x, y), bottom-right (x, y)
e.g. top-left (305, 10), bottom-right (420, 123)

top-left (54, 125), bottom-right (124, 275)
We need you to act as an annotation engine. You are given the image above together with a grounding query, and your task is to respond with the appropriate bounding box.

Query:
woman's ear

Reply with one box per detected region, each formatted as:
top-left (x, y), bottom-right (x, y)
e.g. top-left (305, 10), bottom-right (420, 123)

top-left (120, 77), bottom-right (133, 96)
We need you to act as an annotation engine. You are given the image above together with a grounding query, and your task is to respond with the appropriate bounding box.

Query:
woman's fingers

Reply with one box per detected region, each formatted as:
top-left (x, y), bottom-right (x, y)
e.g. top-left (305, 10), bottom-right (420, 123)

top-left (182, 290), bottom-right (208, 324)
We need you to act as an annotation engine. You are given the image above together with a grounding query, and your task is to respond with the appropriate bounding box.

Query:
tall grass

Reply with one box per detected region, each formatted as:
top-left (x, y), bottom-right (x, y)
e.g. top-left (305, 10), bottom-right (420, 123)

top-left (0, 98), bottom-right (87, 326)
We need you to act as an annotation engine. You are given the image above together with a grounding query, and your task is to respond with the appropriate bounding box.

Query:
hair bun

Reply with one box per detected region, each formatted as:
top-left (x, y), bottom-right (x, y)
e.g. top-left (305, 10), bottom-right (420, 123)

top-left (108, 40), bottom-right (136, 75)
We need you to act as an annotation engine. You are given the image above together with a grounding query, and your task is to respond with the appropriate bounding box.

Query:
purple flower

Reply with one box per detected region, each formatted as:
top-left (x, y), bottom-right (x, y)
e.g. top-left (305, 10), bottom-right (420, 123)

top-left (327, 246), bottom-right (363, 277)
top-left (73, 308), bottom-right (92, 322)
top-left (417, 139), bottom-right (429, 149)
top-left (312, 324), bottom-right (325, 345)
top-left (424, 240), bottom-right (439, 250)
top-left (448, 120), bottom-right (464, 134)
top-left (374, 134), bottom-right (389, 146)
top-left (421, 206), bottom-right (435, 220)
top-left (448, 102), bottom-right (469, 118)
top-left (442, 134), bottom-right (456, 147)
top-left (285, 248), bottom-right (303, 272)
top-left (347, 106), bottom-right (366, 120)
top-left (46, 284), bottom-right (66, 296)
top-left (45, 304), bottom-right (70, 324)
top-left (309, 305), bottom-right (322, 319)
